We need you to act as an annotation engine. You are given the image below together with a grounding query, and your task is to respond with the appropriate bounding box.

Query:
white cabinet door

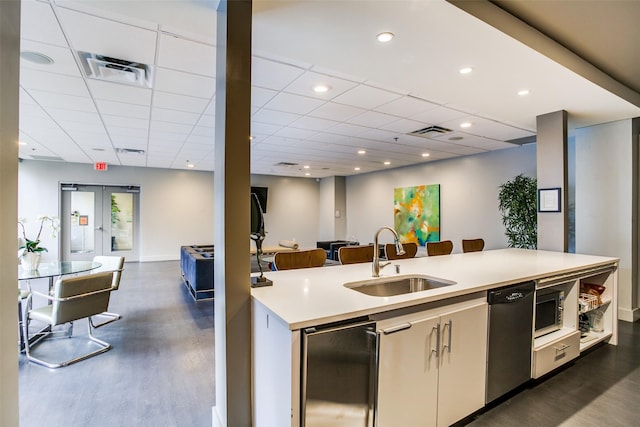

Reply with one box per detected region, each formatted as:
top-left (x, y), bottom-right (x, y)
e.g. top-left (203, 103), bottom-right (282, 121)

top-left (436, 303), bottom-right (488, 427)
top-left (376, 315), bottom-right (440, 427)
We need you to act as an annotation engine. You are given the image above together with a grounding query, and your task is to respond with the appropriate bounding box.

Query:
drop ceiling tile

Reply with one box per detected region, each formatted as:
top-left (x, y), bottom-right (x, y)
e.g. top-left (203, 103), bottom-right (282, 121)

top-left (357, 128), bottom-right (401, 142)
top-left (102, 115), bottom-right (149, 129)
top-left (375, 95), bottom-right (439, 117)
top-left (27, 90), bottom-right (97, 112)
top-left (251, 122), bottom-right (283, 136)
top-left (410, 105), bottom-right (468, 126)
top-left (67, 130), bottom-right (111, 146)
top-left (437, 115), bottom-right (534, 141)
top-left (21, 1), bottom-right (68, 47)
top-left (274, 127), bottom-right (317, 140)
top-left (325, 122), bottom-right (370, 137)
top-left (58, 121), bottom-right (107, 135)
top-left (332, 85), bottom-right (403, 110)
top-left (252, 57), bottom-right (306, 91)
top-left (108, 126), bottom-right (148, 138)
top-left (252, 108), bottom-right (302, 126)
top-left (88, 80), bottom-right (152, 105)
top-left (289, 116), bottom-right (338, 132)
top-left (283, 70), bottom-right (359, 100)
top-left (152, 108), bottom-right (200, 125)
top-left (157, 33), bottom-right (215, 77)
top-left (150, 121), bottom-right (193, 134)
top-left (379, 118), bottom-right (431, 134)
top-left (308, 102), bottom-right (365, 121)
top-left (346, 111), bottom-right (399, 128)
top-left (252, 87), bottom-right (278, 107)
top-left (21, 69), bottom-right (88, 97)
top-left (263, 92), bottom-right (325, 115)
top-left (20, 40), bottom-right (79, 76)
top-left (186, 135), bottom-right (214, 145)
top-left (56, 7), bottom-right (157, 65)
top-left (154, 91), bottom-right (210, 113)
top-left (46, 108), bottom-right (102, 124)
top-left (191, 125), bottom-right (215, 138)
top-left (155, 67), bottom-right (215, 98)
top-left (96, 100), bottom-right (150, 119)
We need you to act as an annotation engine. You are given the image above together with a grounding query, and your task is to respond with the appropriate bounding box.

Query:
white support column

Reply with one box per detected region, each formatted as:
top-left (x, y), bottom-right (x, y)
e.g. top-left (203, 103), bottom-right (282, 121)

top-left (0, 1), bottom-right (21, 425)
top-left (213, 1), bottom-right (253, 426)
top-left (537, 110), bottom-right (568, 252)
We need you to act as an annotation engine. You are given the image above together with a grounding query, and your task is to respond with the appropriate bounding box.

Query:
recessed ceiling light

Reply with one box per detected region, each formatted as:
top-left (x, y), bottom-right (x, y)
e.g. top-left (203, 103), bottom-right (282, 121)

top-left (354, 167), bottom-right (361, 171)
top-left (376, 32), bottom-right (394, 43)
top-left (186, 160), bottom-right (194, 169)
top-left (518, 89), bottom-right (531, 96)
top-left (305, 172), bottom-right (311, 176)
top-left (313, 84), bottom-right (330, 93)
top-left (18, 141), bottom-right (27, 146)
top-left (20, 51), bottom-right (54, 65)
top-left (459, 67), bottom-right (473, 74)
top-left (249, 135), bottom-right (255, 140)
top-left (384, 161), bottom-right (391, 165)
top-left (421, 153), bottom-right (430, 158)
top-left (357, 150), bottom-right (366, 155)
top-left (460, 122), bottom-right (472, 128)
top-left (303, 165), bottom-right (310, 169)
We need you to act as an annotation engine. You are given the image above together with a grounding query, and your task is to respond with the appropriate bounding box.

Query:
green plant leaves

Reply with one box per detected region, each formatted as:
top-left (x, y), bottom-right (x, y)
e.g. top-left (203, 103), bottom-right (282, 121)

top-left (498, 174), bottom-right (537, 249)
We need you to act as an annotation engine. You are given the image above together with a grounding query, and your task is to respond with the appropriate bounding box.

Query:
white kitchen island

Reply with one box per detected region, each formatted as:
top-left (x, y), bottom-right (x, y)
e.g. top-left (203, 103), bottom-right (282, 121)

top-left (251, 248), bottom-right (618, 426)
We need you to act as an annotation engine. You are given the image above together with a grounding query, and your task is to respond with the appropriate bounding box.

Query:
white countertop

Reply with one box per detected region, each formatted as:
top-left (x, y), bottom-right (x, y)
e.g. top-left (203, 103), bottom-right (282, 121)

top-left (251, 248), bottom-right (618, 330)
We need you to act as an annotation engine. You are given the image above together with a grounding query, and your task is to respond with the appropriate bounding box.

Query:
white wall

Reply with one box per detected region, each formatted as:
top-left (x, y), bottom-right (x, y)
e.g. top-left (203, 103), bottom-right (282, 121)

top-left (18, 160), bottom-right (215, 262)
top-left (18, 162), bottom-right (320, 261)
top-left (345, 145), bottom-right (537, 253)
top-left (575, 119), bottom-right (639, 322)
top-left (251, 174), bottom-right (320, 249)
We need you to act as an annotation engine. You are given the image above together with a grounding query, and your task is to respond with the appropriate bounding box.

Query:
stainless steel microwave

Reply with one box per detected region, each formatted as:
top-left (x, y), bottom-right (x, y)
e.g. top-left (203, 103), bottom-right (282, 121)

top-left (535, 288), bottom-right (564, 338)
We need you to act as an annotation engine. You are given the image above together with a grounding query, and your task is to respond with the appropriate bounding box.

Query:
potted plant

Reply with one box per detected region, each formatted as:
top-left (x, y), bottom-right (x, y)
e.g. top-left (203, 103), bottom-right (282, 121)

top-left (18, 215), bottom-right (60, 270)
top-left (498, 174), bottom-right (537, 249)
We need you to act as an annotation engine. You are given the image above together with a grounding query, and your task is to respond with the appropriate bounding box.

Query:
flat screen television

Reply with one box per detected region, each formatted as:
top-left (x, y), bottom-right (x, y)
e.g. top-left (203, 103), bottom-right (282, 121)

top-left (251, 186), bottom-right (268, 213)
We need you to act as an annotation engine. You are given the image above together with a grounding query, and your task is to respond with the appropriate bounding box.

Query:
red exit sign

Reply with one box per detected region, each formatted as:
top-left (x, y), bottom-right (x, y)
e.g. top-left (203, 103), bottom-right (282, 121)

top-left (94, 162), bottom-right (108, 171)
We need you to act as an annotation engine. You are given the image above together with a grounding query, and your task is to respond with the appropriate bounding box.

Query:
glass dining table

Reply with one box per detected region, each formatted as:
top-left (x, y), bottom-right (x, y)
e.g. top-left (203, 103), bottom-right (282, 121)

top-left (18, 260), bottom-right (102, 288)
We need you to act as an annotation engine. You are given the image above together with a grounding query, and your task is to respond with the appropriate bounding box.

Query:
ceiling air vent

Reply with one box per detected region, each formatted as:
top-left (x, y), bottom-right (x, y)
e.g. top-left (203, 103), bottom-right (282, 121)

top-left (408, 125), bottom-right (453, 138)
top-left (273, 162), bottom-right (299, 167)
top-left (78, 51), bottom-right (153, 88)
top-left (116, 148), bottom-right (146, 155)
top-left (29, 155), bottom-right (64, 161)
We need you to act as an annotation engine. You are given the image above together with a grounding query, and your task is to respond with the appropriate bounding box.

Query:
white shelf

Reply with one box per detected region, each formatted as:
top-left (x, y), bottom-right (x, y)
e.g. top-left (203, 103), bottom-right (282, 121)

top-left (534, 326), bottom-right (576, 349)
top-left (580, 330), bottom-right (613, 351)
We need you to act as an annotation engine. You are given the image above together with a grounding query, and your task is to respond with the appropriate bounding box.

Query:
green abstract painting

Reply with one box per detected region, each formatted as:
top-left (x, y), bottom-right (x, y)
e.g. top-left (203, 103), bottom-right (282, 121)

top-left (394, 184), bottom-right (440, 245)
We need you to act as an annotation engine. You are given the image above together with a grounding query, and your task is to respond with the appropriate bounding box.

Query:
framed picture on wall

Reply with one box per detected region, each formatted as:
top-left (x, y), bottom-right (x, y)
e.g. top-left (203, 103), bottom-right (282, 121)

top-left (538, 188), bottom-right (561, 212)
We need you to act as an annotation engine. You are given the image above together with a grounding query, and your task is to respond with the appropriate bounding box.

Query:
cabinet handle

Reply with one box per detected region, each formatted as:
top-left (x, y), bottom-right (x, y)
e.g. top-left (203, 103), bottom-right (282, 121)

top-left (381, 323), bottom-right (412, 335)
top-left (442, 320), bottom-right (452, 353)
top-left (432, 323), bottom-right (441, 359)
top-left (554, 343), bottom-right (571, 354)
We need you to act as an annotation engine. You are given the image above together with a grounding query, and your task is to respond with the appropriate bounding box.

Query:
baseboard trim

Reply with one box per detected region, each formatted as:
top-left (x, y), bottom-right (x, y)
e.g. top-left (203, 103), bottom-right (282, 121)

top-left (618, 307), bottom-right (640, 322)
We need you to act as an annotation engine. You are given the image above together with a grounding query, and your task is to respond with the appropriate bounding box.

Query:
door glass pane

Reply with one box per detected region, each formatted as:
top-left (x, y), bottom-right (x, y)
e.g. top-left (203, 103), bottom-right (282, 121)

top-left (70, 192), bottom-right (95, 253)
top-left (111, 193), bottom-right (133, 251)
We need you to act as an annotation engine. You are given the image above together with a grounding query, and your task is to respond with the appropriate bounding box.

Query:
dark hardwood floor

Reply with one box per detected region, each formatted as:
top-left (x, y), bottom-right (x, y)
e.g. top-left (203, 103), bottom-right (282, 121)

top-left (18, 261), bottom-right (640, 426)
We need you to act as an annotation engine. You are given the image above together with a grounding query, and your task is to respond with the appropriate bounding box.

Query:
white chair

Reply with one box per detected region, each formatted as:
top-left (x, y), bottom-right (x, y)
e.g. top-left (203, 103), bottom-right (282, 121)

top-left (22, 272), bottom-right (115, 368)
top-left (91, 256), bottom-right (125, 328)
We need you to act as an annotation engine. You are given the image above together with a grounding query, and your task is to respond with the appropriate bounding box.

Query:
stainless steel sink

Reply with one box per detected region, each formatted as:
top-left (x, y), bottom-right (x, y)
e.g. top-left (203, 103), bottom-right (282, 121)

top-left (344, 275), bottom-right (457, 297)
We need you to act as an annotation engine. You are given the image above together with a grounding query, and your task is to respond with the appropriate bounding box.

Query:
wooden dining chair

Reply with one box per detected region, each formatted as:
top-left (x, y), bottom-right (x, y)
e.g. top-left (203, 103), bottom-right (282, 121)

top-left (385, 242), bottom-right (418, 260)
top-left (426, 240), bottom-right (454, 256)
top-left (462, 238), bottom-right (485, 253)
top-left (273, 248), bottom-right (326, 271)
top-left (338, 245), bottom-right (375, 265)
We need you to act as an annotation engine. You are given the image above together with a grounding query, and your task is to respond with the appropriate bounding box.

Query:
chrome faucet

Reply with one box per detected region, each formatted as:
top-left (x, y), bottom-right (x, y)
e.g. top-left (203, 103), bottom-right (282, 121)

top-left (372, 226), bottom-right (405, 277)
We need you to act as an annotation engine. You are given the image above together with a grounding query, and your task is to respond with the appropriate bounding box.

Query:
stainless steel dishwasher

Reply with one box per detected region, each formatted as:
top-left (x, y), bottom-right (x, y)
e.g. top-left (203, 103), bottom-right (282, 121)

top-left (486, 281), bottom-right (535, 403)
top-left (302, 320), bottom-right (377, 427)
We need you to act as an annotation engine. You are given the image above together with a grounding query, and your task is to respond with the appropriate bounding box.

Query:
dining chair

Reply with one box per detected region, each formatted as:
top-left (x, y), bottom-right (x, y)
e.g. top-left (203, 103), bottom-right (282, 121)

top-left (18, 285), bottom-right (30, 350)
top-left (91, 255), bottom-right (125, 328)
top-left (22, 271), bottom-right (115, 368)
top-left (273, 248), bottom-right (326, 271)
top-left (385, 242), bottom-right (418, 260)
top-left (462, 238), bottom-right (485, 253)
top-left (338, 245), bottom-right (375, 265)
top-left (426, 240), bottom-right (454, 256)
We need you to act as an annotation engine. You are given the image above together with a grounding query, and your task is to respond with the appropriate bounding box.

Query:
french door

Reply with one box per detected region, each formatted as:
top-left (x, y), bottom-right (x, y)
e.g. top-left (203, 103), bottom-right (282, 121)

top-left (61, 184), bottom-right (140, 261)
